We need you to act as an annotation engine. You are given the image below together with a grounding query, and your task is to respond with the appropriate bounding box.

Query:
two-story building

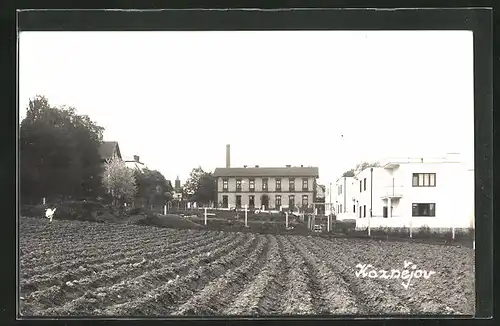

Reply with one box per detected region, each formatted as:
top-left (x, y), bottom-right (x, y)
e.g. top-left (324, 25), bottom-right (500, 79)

top-left (338, 153), bottom-right (474, 230)
top-left (213, 165), bottom-right (319, 211)
top-left (332, 176), bottom-right (358, 220)
top-left (124, 155), bottom-right (146, 172)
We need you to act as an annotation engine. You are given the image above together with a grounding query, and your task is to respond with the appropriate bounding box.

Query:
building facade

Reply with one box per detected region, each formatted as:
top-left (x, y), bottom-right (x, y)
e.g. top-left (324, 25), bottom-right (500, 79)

top-left (333, 154), bottom-right (474, 230)
top-left (213, 166), bottom-right (319, 211)
top-left (332, 176), bottom-right (358, 220)
top-left (124, 155), bottom-right (146, 172)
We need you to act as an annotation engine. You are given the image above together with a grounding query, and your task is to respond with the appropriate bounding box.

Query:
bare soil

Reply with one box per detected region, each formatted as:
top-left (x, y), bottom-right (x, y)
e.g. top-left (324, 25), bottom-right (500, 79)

top-left (19, 217), bottom-right (475, 317)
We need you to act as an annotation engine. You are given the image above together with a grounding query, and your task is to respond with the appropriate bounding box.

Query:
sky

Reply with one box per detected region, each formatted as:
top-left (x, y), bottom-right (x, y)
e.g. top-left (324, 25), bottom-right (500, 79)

top-left (19, 30), bottom-right (474, 184)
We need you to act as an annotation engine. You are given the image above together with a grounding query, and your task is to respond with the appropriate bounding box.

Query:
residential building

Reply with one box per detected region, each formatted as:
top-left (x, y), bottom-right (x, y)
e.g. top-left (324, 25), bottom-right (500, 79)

top-left (332, 176), bottom-right (358, 220)
top-left (213, 144), bottom-right (319, 211)
top-left (213, 165), bottom-right (319, 210)
top-left (124, 155), bottom-right (146, 172)
top-left (99, 141), bottom-right (122, 163)
top-left (344, 153), bottom-right (474, 230)
top-left (314, 184), bottom-right (326, 215)
top-left (98, 141), bottom-right (122, 177)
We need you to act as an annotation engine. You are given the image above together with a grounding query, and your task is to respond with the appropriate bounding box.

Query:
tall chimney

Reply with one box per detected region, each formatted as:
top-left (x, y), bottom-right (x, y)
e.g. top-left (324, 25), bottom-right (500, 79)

top-left (226, 144), bottom-right (230, 168)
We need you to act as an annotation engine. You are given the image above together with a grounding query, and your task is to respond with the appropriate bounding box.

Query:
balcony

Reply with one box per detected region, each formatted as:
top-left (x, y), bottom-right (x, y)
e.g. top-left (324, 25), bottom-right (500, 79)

top-left (381, 186), bottom-right (404, 199)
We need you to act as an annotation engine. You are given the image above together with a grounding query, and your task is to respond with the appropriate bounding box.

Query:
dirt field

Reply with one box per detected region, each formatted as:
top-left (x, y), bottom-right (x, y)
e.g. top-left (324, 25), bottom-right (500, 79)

top-left (19, 217), bottom-right (475, 317)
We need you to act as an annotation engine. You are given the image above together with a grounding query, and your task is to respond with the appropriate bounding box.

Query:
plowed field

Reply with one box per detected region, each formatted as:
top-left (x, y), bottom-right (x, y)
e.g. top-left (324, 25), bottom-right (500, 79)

top-left (19, 217), bottom-right (475, 316)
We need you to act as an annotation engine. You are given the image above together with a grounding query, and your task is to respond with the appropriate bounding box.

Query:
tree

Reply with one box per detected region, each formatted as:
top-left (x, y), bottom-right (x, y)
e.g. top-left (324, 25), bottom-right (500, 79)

top-left (341, 161), bottom-right (380, 178)
top-left (102, 155), bottom-right (137, 206)
top-left (342, 169), bottom-right (355, 177)
top-left (134, 168), bottom-right (174, 208)
top-left (20, 95), bottom-right (104, 203)
top-left (183, 167), bottom-right (216, 205)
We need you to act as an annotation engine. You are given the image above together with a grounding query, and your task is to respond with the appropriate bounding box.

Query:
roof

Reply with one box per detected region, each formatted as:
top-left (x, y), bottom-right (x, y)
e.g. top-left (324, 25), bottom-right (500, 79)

top-left (213, 166), bottom-right (319, 178)
top-left (99, 141), bottom-right (121, 160)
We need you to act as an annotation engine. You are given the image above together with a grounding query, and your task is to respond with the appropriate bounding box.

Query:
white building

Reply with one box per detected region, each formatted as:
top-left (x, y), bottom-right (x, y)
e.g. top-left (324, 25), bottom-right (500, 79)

top-left (124, 155), bottom-right (147, 172)
top-left (332, 176), bottom-right (358, 220)
top-left (334, 153), bottom-right (474, 230)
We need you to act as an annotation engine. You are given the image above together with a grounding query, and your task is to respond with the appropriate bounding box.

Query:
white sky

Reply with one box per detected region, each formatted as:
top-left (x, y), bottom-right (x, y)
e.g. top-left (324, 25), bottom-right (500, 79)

top-left (19, 31), bottom-right (474, 184)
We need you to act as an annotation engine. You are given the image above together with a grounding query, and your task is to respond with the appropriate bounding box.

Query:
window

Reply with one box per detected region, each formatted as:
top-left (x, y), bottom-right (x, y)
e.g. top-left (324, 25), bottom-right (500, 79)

top-left (340, 204), bottom-right (343, 213)
top-left (236, 179), bottom-right (242, 192)
top-left (412, 173), bottom-right (436, 187)
top-left (338, 185), bottom-right (342, 195)
top-left (249, 179), bottom-right (255, 192)
top-left (262, 178), bottom-right (268, 191)
top-left (302, 195), bottom-right (308, 207)
top-left (236, 195), bottom-right (242, 208)
top-left (353, 205), bottom-right (356, 213)
top-left (275, 195), bottom-right (281, 208)
top-left (363, 205), bottom-right (366, 218)
top-left (302, 178), bottom-right (308, 191)
top-left (359, 207), bottom-right (362, 218)
top-left (222, 195), bottom-right (228, 208)
top-left (289, 195), bottom-right (295, 208)
top-left (363, 178), bottom-right (367, 191)
top-left (223, 179), bottom-right (228, 191)
top-left (289, 178), bottom-right (295, 191)
top-left (249, 195), bottom-right (255, 207)
top-left (412, 203), bottom-right (436, 217)
top-left (359, 180), bottom-right (362, 192)
top-left (275, 179), bottom-right (281, 191)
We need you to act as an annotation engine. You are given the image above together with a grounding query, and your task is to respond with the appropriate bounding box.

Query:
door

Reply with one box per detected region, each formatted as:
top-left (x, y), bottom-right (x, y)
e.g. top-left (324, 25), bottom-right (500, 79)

top-left (249, 195), bottom-right (255, 208)
top-left (222, 195), bottom-right (228, 208)
top-left (383, 206), bottom-right (388, 218)
top-left (261, 195), bottom-right (269, 210)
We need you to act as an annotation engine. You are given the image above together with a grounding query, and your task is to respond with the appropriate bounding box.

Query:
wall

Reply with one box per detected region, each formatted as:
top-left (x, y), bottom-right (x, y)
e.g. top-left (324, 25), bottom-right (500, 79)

top-left (216, 175), bottom-right (316, 210)
top-left (333, 176), bottom-right (357, 220)
top-left (353, 161), bottom-right (474, 230)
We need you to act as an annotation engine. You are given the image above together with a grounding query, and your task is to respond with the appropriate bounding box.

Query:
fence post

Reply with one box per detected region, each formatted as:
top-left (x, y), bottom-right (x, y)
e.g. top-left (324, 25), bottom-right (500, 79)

top-left (164, 205), bottom-right (167, 216)
top-left (285, 212), bottom-right (289, 228)
top-left (204, 207), bottom-right (207, 225)
top-left (368, 215), bottom-right (371, 236)
top-left (409, 220), bottom-right (413, 238)
top-left (452, 226), bottom-right (455, 240)
top-left (42, 197), bottom-right (46, 205)
top-left (244, 204), bottom-right (248, 227)
top-left (327, 214), bottom-right (330, 232)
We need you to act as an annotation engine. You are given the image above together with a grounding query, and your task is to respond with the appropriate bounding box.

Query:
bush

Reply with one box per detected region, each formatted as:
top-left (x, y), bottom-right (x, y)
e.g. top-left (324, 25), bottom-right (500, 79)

top-left (20, 204), bottom-right (48, 217)
top-left (332, 219), bottom-right (356, 233)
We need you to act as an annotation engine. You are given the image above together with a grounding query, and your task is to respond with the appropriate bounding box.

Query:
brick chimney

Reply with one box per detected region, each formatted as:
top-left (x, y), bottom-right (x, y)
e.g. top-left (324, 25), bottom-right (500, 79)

top-left (226, 144), bottom-right (230, 168)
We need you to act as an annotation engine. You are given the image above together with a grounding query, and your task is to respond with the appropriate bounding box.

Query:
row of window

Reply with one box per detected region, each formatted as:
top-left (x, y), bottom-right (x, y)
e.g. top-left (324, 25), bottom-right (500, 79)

top-left (353, 203), bottom-right (436, 218)
top-left (412, 173), bottom-right (436, 187)
top-left (223, 178), bottom-right (309, 192)
top-left (354, 173), bottom-right (436, 193)
top-left (221, 194), bottom-right (309, 208)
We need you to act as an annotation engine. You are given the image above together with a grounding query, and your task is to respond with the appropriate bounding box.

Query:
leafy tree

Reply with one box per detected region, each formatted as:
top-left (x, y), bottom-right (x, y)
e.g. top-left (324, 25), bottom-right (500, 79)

top-left (341, 161), bottom-right (380, 178)
top-left (183, 167), bottom-right (216, 205)
top-left (134, 168), bottom-right (174, 207)
top-left (102, 155), bottom-right (137, 206)
top-left (20, 95), bottom-right (104, 203)
top-left (342, 169), bottom-right (355, 177)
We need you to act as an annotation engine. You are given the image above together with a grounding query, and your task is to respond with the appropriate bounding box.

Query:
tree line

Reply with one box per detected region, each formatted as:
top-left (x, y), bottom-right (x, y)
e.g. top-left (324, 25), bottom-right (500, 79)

top-left (20, 96), bottom-right (216, 208)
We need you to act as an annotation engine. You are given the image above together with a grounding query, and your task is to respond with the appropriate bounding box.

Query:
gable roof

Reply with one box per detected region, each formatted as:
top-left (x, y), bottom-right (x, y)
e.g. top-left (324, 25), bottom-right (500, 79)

top-left (99, 141), bottom-right (121, 160)
top-left (213, 166), bottom-right (319, 178)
